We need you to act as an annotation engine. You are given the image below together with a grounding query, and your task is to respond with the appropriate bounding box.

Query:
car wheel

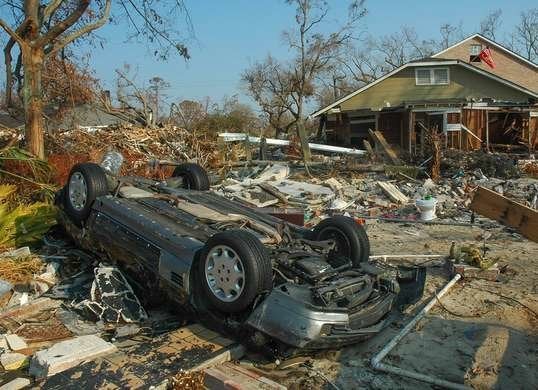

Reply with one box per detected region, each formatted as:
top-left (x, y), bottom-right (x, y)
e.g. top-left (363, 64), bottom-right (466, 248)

top-left (198, 230), bottom-right (272, 313)
top-left (172, 163), bottom-right (210, 191)
top-left (64, 162), bottom-right (108, 226)
top-left (311, 216), bottom-right (370, 265)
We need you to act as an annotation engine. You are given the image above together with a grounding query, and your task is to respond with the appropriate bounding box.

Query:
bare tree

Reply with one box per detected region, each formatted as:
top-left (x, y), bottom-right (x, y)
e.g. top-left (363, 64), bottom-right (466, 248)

top-left (512, 8), bottom-right (538, 62)
top-left (170, 99), bottom-right (208, 132)
top-left (148, 76), bottom-right (170, 122)
top-left (480, 9), bottom-right (502, 40)
top-left (338, 26), bottom-right (435, 89)
top-left (439, 22), bottom-right (466, 50)
top-left (0, 0), bottom-right (192, 158)
top-left (116, 66), bottom-right (155, 128)
top-left (242, 56), bottom-right (297, 138)
top-left (282, 0), bottom-right (366, 162)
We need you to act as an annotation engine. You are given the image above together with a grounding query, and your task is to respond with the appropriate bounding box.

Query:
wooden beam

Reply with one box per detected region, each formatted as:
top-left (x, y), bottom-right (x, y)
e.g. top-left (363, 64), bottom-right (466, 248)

top-left (368, 129), bottom-right (401, 165)
top-left (486, 110), bottom-right (489, 152)
top-left (470, 186), bottom-right (538, 243)
top-left (377, 181), bottom-right (409, 204)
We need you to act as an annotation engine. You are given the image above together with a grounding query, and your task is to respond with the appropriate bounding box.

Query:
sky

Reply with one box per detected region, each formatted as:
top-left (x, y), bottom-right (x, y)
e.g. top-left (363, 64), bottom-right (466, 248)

top-left (1, 0), bottom-right (536, 110)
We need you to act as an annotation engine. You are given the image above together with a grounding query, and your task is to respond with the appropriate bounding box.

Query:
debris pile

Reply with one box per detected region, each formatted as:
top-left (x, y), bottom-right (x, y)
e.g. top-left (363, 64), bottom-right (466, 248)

top-left (44, 125), bottom-right (220, 183)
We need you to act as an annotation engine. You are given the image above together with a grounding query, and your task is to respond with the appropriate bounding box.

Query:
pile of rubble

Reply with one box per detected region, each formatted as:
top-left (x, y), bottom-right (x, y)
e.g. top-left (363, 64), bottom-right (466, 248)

top-left (0, 238), bottom-right (158, 387)
top-left (43, 125), bottom-right (220, 183)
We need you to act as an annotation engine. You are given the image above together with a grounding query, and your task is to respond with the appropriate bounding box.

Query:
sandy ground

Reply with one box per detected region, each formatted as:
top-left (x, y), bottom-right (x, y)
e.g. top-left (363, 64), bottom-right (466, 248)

top-left (258, 219), bottom-right (538, 390)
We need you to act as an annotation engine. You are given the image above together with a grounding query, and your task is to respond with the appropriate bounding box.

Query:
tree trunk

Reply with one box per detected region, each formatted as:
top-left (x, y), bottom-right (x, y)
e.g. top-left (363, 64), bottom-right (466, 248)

top-left (22, 45), bottom-right (45, 159)
top-left (4, 42), bottom-right (13, 107)
top-left (296, 98), bottom-right (311, 162)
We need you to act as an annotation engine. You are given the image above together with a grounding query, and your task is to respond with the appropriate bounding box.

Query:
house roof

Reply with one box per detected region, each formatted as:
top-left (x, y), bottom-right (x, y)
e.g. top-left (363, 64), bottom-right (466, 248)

top-left (432, 33), bottom-right (538, 69)
top-left (310, 59), bottom-right (538, 118)
top-left (50, 104), bottom-right (129, 130)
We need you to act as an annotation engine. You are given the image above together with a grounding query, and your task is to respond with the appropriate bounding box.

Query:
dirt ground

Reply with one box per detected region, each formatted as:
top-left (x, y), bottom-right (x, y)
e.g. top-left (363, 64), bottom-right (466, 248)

top-left (257, 219), bottom-right (538, 390)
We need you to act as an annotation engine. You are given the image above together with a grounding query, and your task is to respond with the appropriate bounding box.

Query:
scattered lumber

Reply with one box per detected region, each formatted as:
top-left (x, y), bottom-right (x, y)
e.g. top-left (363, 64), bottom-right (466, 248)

top-left (368, 129), bottom-right (402, 165)
top-left (377, 181), bottom-right (409, 204)
top-left (204, 362), bottom-right (286, 389)
top-left (470, 186), bottom-right (538, 243)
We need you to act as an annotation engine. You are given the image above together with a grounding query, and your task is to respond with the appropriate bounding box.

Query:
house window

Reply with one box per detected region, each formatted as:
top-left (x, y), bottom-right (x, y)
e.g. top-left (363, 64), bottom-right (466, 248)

top-left (415, 68), bottom-right (450, 85)
top-left (469, 44), bottom-right (482, 62)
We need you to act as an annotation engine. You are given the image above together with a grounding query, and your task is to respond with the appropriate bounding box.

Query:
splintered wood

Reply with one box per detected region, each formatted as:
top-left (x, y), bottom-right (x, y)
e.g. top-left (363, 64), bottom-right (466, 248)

top-left (470, 186), bottom-right (538, 243)
top-left (377, 181), bottom-right (409, 204)
top-left (368, 129), bottom-right (402, 165)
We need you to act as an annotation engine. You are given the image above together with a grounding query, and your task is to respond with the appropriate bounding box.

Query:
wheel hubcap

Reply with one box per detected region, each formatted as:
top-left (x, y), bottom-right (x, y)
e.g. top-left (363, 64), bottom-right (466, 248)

top-left (205, 245), bottom-right (245, 302)
top-left (68, 172), bottom-right (88, 211)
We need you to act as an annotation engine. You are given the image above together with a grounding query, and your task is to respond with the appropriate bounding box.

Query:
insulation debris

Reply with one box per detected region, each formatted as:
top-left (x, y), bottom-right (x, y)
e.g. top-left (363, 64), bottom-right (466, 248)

top-left (74, 266), bottom-right (148, 323)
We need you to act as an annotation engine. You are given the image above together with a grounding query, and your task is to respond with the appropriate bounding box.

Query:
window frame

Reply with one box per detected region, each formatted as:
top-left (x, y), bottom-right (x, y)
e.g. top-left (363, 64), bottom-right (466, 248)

top-left (469, 44), bottom-right (482, 56)
top-left (414, 67), bottom-right (450, 86)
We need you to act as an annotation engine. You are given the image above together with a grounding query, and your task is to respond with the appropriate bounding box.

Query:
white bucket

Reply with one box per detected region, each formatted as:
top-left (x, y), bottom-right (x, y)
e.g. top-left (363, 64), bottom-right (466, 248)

top-left (416, 197), bottom-right (438, 221)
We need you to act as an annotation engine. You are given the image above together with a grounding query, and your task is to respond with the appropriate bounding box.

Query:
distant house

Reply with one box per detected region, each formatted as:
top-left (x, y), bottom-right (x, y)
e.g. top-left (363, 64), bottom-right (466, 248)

top-left (0, 110), bottom-right (24, 130)
top-left (312, 34), bottom-right (538, 154)
top-left (48, 103), bottom-right (130, 131)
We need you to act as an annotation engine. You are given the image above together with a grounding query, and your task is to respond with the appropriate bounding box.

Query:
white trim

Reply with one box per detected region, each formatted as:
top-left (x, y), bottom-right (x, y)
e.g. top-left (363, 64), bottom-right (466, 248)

top-left (310, 59), bottom-right (537, 118)
top-left (446, 123), bottom-right (462, 132)
top-left (349, 118), bottom-right (376, 124)
top-left (414, 67), bottom-right (450, 85)
top-left (432, 33), bottom-right (538, 69)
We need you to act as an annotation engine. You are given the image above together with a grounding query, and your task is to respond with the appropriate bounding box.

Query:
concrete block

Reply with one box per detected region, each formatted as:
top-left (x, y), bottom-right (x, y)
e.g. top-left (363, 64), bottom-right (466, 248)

top-left (5, 335), bottom-right (27, 351)
top-left (29, 335), bottom-right (117, 378)
top-left (0, 377), bottom-right (31, 390)
top-left (0, 352), bottom-right (29, 370)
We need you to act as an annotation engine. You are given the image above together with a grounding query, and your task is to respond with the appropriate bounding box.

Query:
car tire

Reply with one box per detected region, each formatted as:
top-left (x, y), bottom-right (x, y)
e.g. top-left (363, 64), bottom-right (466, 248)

top-left (172, 163), bottom-right (210, 191)
top-left (311, 215), bottom-right (370, 265)
top-left (198, 230), bottom-right (272, 313)
top-left (64, 162), bottom-right (108, 226)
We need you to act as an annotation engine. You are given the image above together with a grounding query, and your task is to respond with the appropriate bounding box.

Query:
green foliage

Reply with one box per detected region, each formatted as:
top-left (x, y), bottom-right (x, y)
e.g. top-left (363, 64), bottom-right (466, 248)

top-left (0, 147), bottom-right (57, 201)
top-left (0, 185), bottom-right (57, 250)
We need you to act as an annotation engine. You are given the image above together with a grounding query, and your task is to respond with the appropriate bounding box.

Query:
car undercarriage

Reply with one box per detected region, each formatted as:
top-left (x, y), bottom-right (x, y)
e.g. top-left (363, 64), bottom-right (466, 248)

top-left (58, 162), bottom-right (401, 351)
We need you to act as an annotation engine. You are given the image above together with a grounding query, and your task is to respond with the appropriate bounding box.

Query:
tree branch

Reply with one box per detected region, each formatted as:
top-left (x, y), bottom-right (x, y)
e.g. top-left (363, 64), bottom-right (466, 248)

top-left (37, 0), bottom-right (90, 47)
top-left (0, 18), bottom-right (25, 45)
top-left (45, 0), bottom-right (111, 56)
top-left (43, 0), bottom-right (65, 19)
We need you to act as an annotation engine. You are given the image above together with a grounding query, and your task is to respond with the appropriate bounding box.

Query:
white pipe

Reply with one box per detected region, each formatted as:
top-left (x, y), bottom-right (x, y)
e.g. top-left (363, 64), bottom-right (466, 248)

top-left (374, 362), bottom-right (470, 390)
top-left (369, 254), bottom-right (444, 259)
top-left (371, 274), bottom-right (469, 389)
top-left (218, 133), bottom-right (367, 155)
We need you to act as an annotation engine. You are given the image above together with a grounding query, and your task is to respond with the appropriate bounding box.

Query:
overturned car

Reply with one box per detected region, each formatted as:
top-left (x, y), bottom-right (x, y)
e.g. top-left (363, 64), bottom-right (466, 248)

top-left (57, 160), bottom-right (400, 351)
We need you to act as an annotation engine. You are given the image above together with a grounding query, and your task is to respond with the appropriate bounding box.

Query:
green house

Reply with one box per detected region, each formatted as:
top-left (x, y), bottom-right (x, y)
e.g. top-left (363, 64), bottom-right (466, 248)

top-left (312, 58), bottom-right (538, 154)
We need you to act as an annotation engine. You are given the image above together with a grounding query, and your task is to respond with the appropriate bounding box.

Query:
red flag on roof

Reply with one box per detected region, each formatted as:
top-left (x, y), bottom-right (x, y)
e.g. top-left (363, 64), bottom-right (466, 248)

top-left (479, 47), bottom-right (495, 69)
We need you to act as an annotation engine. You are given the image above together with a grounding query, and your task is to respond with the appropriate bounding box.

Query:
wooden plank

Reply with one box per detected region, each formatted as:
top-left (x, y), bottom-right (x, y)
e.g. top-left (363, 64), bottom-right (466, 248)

top-left (368, 129), bottom-right (401, 165)
top-left (204, 362), bottom-right (286, 390)
top-left (377, 181), bottom-right (409, 204)
top-left (470, 186), bottom-right (538, 243)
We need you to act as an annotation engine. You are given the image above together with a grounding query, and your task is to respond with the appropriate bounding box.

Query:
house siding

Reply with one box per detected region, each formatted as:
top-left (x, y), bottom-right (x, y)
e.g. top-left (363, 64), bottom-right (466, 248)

top-left (339, 65), bottom-right (532, 112)
top-left (435, 36), bottom-right (538, 93)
